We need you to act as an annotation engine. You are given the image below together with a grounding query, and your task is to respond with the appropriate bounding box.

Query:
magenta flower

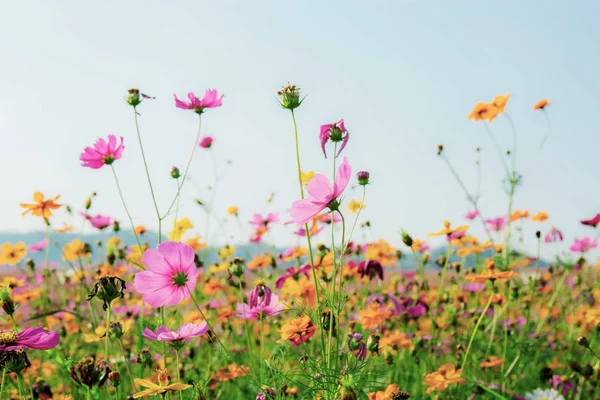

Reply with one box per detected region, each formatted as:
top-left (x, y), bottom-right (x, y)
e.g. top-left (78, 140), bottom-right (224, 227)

top-left (80, 135), bottom-right (124, 169)
top-left (82, 213), bottom-right (112, 230)
top-left (199, 136), bottom-right (214, 149)
top-left (581, 213), bottom-right (600, 228)
top-left (133, 241), bottom-right (198, 308)
top-left (293, 224), bottom-right (324, 237)
top-left (357, 260), bottom-right (384, 281)
top-left (142, 323), bottom-right (208, 344)
top-left (319, 119), bottom-right (349, 158)
top-left (173, 89), bottom-right (223, 114)
top-left (275, 265), bottom-right (311, 289)
top-left (544, 227), bottom-right (563, 243)
top-left (0, 327), bottom-right (59, 351)
top-left (29, 238), bottom-right (48, 253)
top-left (570, 237), bottom-right (598, 253)
top-left (485, 217), bottom-right (505, 232)
top-left (465, 210), bottom-right (479, 220)
top-left (236, 286), bottom-right (284, 320)
top-left (249, 213), bottom-right (280, 228)
top-left (290, 157), bottom-right (352, 226)
top-left (447, 231), bottom-right (465, 241)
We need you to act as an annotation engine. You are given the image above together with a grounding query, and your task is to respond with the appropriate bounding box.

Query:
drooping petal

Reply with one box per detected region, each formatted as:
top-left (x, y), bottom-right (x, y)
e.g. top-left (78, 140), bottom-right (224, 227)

top-left (333, 157), bottom-right (352, 198)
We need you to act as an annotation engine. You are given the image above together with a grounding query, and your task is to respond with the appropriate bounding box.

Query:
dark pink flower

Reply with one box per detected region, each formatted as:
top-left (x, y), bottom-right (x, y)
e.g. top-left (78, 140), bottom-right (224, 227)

top-left (544, 227), bottom-right (563, 243)
top-left (275, 265), bottom-right (311, 289)
top-left (174, 89), bottom-right (223, 114)
top-left (485, 217), bottom-right (505, 232)
top-left (80, 135), bottom-right (124, 169)
top-left (199, 136), bottom-right (214, 149)
top-left (290, 157), bottom-right (352, 226)
top-left (319, 119), bottom-right (349, 158)
top-left (581, 213), bottom-right (600, 228)
top-left (570, 237), bottom-right (598, 253)
top-left (0, 327), bottom-right (59, 351)
top-left (357, 260), bottom-right (384, 281)
top-left (28, 238), bottom-right (48, 253)
top-left (81, 213), bottom-right (112, 230)
top-left (133, 241), bottom-right (198, 308)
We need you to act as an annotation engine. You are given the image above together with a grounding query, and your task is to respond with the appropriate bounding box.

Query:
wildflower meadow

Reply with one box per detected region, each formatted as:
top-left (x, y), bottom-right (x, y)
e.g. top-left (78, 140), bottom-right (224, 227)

top-left (1, 84), bottom-right (599, 400)
top-left (2, 3), bottom-right (600, 399)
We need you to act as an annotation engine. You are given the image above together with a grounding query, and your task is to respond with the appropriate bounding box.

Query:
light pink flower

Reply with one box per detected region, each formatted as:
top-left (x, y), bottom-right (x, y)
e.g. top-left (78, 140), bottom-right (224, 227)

top-left (465, 210), bottom-right (479, 220)
top-left (142, 323), bottom-right (208, 343)
top-left (0, 327), bottom-right (59, 351)
top-left (570, 237), bottom-right (598, 253)
top-left (249, 213), bottom-right (279, 228)
top-left (544, 227), bottom-right (563, 243)
top-left (485, 217), bottom-right (505, 232)
top-left (80, 135), bottom-right (124, 169)
top-left (133, 241), bottom-right (198, 308)
top-left (199, 136), bottom-right (213, 149)
top-left (319, 119), bottom-right (349, 158)
top-left (81, 213), bottom-right (112, 230)
top-left (29, 238), bottom-right (48, 253)
top-left (174, 89), bottom-right (223, 114)
top-left (236, 293), bottom-right (284, 320)
top-left (290, 157), bottom-right (352, 226)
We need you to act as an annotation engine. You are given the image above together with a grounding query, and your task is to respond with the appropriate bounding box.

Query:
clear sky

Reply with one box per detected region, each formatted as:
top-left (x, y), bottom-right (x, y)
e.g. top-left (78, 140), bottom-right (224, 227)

top-left (1, 0), bottom-right (599, 259)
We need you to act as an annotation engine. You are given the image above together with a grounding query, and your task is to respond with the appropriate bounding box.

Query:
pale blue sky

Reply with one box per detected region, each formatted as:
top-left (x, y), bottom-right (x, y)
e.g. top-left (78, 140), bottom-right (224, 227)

top-left (1, 0), bottom-right (599, 259)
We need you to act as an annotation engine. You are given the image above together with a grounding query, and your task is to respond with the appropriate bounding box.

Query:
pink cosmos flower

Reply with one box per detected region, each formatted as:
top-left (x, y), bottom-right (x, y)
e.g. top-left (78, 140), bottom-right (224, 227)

top-left (249, 213), bottom-right (280, 228)
top-left (199, 136), bottom-right (214, 149)
top-left (293, 223), bottom-right (324, 237)
top-left (174, 89), bottom-right (223, 114)
top-left (447, 231), bottom-right (465, 241)
top-left (29, 238), bottom-right (48, 253)
top-left (290, 157), bottom-right (352, 226)
top-left (0, 327), bottom-right (59, 351)
top-left (465, 210), bottom-right (479, 220)
top-left (275, 265), bottom-right (312, 289)
top-left (485, 217), bottom-right (505, 232)
top-left (570, 237), bottom-right (598, 253)
top-left (133, 241), bottom-right (199, 308)
top-left (80, 135), bottom-right (124, 169)
top-left (142, 323), bottom-right (208, 344)
top-left (236, 287), bottom-right (284, 320)
top-left (544, 227), bottom-right (563, 243)
top-left (581, 213), bottom-right (600, 228)
top-left (81, 213), bottom-right (112, 230)
top-left (316, 213), bottom-right (342, 225)
top-left (319, 119), bottom-right (349, 158)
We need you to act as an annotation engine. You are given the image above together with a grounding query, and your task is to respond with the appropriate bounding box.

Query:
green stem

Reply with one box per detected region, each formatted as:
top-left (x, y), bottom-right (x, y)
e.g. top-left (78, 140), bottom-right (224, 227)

top-left (110, 165), bottom-right (143, 251)
top-left (483, 123), bottom-right (510, 178)
top-left (334, 210), bottom-right (347, 371)
top-left (0, 369), bottom-right (5, 400)
top-left (460, 288), bottom-right (494, 375)
top-left (326, 144), bottom-right (338, 372)
top-left (437, 245), bottom-right (452, 307)
top-left (176, 350), bottom-right (183, 400)
top-left (238, 280), bottom-right (254, 376)
top-left (162, 116), bottom-right (203, 222)
top-left (105, 304), bottom-right (111, 362)
top-left (118, 338), bottom-right (135, 389)
top-left (535, 268), bottom-right (569, 334)
top-left (133, 106), bottom-right (162, 244)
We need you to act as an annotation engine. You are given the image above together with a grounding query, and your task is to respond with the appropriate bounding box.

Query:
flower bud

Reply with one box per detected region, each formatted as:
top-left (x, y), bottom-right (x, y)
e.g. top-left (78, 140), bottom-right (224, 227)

top-left (437, 144), bottom-right (444, 155)
top-left (366, 335), bottom-right (379, 354)
top-left (199, 136), bottom-right (214, 149)
top-left (87, 275), bottom-right (126, 310)
top-left (0, 350), bottom-right (31, 373)
top-left (108, 321), bottom-right (124, 339)
top-left (0, 287), bottom-right (15, 316)
top-left (228, 257), bottom-right (246, 278)
top-left (357, 171), bottom-right (370, 186)
top-left (577, 336), bottom-right (590, 349)
top-left (112, 221), bottom-right (120, 233)
top-left (137, 348), bottom-right (152, 366)
top-left (535, 230), bottom-right (541, 239)
top-left (401, 231), bottom-right (413, 247)
top-left (170, 166), bottom-right (181, 179)
top-left (127, 88), bottom-right (142, 107)
top-left (106, 253), bottom-right (116, 266)
top-left (26, 258), bottom-right (35, 272)
top-left (70, 356), bottom-right (111, 389)
top-left (321, 312), bottom-right (336, 333)
top-left (277, 83), bottom-right (303, 110)
top-left (108, 371), bottom-right (121, 387)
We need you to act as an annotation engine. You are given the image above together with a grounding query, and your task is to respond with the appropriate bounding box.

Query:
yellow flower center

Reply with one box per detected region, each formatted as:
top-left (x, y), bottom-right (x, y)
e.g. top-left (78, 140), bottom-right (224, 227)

top-left (0, 331), bottom-right (18, 344)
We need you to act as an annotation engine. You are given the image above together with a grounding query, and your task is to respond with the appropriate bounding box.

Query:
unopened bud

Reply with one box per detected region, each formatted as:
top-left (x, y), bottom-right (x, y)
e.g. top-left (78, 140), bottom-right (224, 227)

top-left (577, 336), bottom-right (590, 349)
top-left (170, 166), bottom-right (181, 179)
top-left (437, 144), bottom-right (444, 155)
top-left (357, 171), bottom-right (370, 186)
top-left (401, 231), bottom-right (413, 247)
top-left (228, 257), bottom-right (246, 278)
top-left (108, 371), bottom-right (121, 387)
top-left (0, 288), bottom-right (15, 316)
top-left (127, 88), bottom-right (142, 107)
top-left (108, 321), bottom-right (124, 339)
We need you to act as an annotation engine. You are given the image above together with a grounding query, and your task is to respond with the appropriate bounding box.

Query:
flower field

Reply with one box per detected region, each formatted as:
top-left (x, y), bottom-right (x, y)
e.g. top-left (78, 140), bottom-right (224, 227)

top-left (0, 86), bottom-right (599, 400)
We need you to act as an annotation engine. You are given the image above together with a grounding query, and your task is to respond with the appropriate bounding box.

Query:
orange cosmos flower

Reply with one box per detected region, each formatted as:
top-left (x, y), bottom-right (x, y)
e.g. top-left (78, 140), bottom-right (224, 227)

top-left (210, 364), bottom-right (249, 390)
top-left (358, 303), bottom-right (393, 330)
top-left (248, 254), bottom-right (273, 270)
top-left (480, 356), bottom-right (504, 370)
top-left (510, 209), bottom-right (530, 222)
top-left (134, 225), bottom-right (147, 235)
top-left (492, 93), bottom-right (510, 112)
top-left (20, 192), bottom-right (61, 221)
top-left (429, 220), bottom-right (469, 237)
top-left (364, 239), bottom-right (398, 267)
top-left (367, 384), bottom-right (409, 400)
top-left (533, 99), bottom-right (550, 111)
top-left (277, 315), bottom-right (317, 346)
top-left (185, 236), bottom-right (206, 251)
top-left (423, 364), bottom-right (466, 394)
top-left (532, 211), bottom-right (548, 222)
top-left (465, 269), bottom-right (519, 283)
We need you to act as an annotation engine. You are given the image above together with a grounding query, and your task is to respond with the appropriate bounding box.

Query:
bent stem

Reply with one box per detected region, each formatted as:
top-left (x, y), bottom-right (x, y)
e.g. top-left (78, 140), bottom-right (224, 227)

top-left (132, 107), bottom-right (162, 243)
top-left (460, 288), bottom-right (494, 375)
top-left (110, 165), bottom-right (143, 251)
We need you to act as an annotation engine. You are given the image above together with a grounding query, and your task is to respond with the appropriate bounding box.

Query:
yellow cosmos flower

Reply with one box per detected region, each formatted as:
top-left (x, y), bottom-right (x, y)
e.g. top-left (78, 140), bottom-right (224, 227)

top-left (227, 205), bottom-right (239, 216)
top-left (346, 199), bottom-right (365, 214)
top-left (0, 243), bottom-right (27, 266)
top-left (133, 369), bottom-right (192, 399)
top-left (301, 170), bottom-right (316, 184)
top-left (20, 192), bottom-right (61, 221)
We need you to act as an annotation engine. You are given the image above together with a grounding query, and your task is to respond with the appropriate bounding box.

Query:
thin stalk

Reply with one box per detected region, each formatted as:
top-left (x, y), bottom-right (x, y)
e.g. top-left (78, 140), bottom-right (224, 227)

top-left (238, 280), bottom-right (255, 375)
top-left (110, 166), bottom-right (143, 251)
top-left (460, 289), bottom-right (494, 375)
top-left (326, 145), bottom-right (338, 371)
top-left (176, 350), bottom-right (183, 400)
top-left (105, 304), bottom-right (111, 362)
top-left (334, 210), bottom-right (347, 371)
top-left (535, 268), bottom-right (569, 334)
top-left (162, 116), bottom-right (203, 221)
top-left (133, 106), bottom-right (162, 243)
top-left (483, 123), bottom-right (510, 177)
top-left (118, 338), bottom-right (135, 388)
